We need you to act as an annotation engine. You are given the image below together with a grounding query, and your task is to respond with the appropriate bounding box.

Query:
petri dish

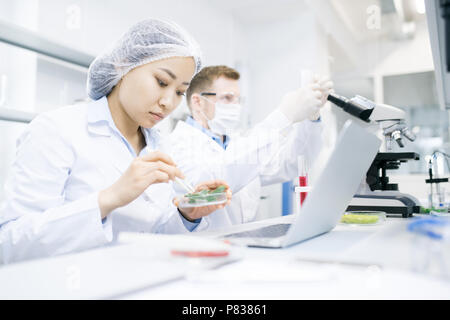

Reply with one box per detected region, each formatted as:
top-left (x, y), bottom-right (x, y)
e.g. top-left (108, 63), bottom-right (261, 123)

top-left (178, 187), bottom-right (228, 208)
top-left (340, 211), bottom-right (386, 226)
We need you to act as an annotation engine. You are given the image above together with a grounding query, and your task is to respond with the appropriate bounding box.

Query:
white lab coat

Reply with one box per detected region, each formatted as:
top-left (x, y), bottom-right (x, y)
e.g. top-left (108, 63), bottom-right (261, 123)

top-left (160, 111), bottom-right (323, 228)
top-left (0, 97), bottom-right (200, 264)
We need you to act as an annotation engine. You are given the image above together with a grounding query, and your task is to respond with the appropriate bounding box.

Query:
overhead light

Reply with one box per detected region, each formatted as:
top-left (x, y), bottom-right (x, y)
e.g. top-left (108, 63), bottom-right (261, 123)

top-left (415, 0), bottom-right (426, 14)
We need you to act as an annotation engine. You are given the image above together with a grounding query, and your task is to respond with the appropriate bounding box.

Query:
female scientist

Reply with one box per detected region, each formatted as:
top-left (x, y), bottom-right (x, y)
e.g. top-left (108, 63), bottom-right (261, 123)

top-left (0, 19), bottom-right (231, 264)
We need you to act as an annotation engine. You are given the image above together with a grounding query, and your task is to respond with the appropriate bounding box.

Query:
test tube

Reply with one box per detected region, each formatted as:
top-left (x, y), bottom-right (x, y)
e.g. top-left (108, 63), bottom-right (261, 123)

top-left (298, 155), bottom-right (308, 207)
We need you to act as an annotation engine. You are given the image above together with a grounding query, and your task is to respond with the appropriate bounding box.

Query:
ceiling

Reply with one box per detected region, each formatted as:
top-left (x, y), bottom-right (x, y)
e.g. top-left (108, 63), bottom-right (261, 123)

top-left (209, 0), bottom-right (308, 24)
top-left (207, 0), bottom-right (429, 76)
top-left (329, 0), bottom-right (428, 42)
top-left (210, 0), bottom-right (427, 41)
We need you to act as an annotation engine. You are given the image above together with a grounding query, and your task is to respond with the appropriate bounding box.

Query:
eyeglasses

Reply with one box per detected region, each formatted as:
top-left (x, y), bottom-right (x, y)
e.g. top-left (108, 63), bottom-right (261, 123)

top-left (200, 92), bottom-right (244, 104)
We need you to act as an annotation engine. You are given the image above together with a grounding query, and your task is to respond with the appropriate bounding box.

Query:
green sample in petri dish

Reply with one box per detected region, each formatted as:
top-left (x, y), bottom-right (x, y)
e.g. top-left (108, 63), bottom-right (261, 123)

top-left (341, 214), bottom-right (379, 224)
top-left (184, 185), bottom-right (227, 205)
top-left (340, 211), bottom-right (385, 225)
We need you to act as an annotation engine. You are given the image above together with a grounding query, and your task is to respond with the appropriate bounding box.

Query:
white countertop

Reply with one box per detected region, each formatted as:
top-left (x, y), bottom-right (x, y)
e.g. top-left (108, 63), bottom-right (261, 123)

top-left (1, 215), bottom-right (449, 300)
top-left (122, 216), bottom-right (450, 300)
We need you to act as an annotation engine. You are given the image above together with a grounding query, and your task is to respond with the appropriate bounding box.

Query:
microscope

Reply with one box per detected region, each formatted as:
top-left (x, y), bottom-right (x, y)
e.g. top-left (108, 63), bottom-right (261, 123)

top-left (327, 93), bottom-right (421, 217)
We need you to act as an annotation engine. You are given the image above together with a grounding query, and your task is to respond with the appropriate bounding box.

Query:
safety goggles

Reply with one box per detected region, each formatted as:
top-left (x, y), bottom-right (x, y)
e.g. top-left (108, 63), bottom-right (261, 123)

top-left (200, 92), bottom-right (244, 104)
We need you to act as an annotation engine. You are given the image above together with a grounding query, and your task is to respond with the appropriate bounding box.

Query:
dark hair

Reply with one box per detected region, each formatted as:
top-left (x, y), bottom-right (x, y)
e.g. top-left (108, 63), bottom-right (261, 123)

top-left (186, 65), bottom-right (240, 107)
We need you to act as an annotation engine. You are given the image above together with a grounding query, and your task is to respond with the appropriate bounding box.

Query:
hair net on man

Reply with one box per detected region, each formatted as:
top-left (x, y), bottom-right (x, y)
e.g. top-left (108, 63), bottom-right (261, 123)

top-left (87, 18), bottom-right (202, 100)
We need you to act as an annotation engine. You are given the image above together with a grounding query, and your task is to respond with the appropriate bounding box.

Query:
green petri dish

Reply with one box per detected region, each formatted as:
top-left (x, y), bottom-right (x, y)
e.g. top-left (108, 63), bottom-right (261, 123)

top-left (340, 211), bottom-right (386, 226)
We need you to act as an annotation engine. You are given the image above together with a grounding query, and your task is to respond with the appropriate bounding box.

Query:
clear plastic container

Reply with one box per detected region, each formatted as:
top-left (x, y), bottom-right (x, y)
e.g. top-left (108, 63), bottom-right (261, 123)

top-left (407, 217), bottom-right (450, 280)
top-left (340, 211), bottom-right (386, 226)
top-left (177, 191), bottom-right (228, 208)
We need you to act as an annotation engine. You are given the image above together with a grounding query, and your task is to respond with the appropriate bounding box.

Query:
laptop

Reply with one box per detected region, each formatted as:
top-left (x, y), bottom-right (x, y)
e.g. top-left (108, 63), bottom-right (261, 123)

top-left (220, 120), bottom-right (381, 248)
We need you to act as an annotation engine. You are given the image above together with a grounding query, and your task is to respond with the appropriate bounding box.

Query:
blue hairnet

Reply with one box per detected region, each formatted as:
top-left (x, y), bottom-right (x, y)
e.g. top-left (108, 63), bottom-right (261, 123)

top-left (87, 18), bottom-right (202, 100)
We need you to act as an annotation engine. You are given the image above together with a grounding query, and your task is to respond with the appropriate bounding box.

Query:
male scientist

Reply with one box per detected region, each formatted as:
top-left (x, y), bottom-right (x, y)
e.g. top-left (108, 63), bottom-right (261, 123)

top-left (160, 65), bottom-right (333, 231)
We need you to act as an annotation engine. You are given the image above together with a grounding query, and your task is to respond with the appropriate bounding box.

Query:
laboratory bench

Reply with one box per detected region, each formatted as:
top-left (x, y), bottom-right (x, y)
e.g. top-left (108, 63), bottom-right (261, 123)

top-left (123, 215), bottom-right (450, 300)
top-left (0, 214), bottom-right (449, 300)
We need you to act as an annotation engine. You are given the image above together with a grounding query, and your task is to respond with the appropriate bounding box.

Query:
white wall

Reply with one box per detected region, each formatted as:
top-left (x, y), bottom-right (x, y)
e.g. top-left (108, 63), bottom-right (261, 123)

top-left (370, 20), bottom-right (434, 104)
top-left (34, 0), bottom-right (236, 66)
top-left (372, 20), bottom-right (434, 77)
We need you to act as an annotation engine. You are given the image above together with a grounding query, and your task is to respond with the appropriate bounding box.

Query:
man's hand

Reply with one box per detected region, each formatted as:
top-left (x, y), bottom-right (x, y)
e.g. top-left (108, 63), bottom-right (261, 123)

top-left (277, 74), bottom-right (334, 122)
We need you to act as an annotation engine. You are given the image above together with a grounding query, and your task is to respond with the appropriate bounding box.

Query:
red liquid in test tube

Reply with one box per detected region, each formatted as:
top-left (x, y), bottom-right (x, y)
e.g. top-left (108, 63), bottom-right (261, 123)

top-left (298, 156), bottom-right (308, 207)
top-left (299, 175), bottom-right (308, 206)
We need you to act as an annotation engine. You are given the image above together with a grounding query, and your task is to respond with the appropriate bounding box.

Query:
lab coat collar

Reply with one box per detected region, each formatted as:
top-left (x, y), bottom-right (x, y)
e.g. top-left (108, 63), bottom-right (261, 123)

top-left (86, 97), bottom-right (113, 137)
top-left (175, 120), bottom-right (225, 153)
top-left (86, 96), bottom-right (161, 176)
top-left (86, 96), bottom-right (160, 148)
top-left (142, 126), bottom-right (161, 151)
top-left (185, 116), bottom-right (229, 150)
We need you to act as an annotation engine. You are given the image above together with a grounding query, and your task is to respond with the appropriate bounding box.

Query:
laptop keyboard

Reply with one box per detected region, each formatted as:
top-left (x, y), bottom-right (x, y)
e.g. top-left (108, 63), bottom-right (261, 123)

top-left (224, 223), bottom-right (292, 239)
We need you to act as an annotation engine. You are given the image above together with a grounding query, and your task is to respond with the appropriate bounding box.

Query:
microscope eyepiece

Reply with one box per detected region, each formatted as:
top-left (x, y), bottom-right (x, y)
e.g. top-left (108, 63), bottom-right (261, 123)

top-left (327, 93), bottom-right (374, 122)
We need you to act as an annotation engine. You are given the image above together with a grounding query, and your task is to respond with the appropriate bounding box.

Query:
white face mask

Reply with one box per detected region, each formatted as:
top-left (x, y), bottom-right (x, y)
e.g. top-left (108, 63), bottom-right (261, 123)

top-left (201, 102), bottom-right (242, 136)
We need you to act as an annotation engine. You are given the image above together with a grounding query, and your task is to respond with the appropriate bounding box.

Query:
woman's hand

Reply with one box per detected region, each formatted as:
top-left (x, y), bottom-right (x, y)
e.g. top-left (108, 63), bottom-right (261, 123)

top-left (98, 151), bottom-right (184, 218)
top-left (174, 180), bottom-right (232, 222)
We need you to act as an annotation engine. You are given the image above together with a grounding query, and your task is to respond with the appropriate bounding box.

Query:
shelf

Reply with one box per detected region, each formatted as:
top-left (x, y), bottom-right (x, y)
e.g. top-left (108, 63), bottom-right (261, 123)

top-left (0, 19), bottom-right (94, 69)
top-left (0, 107), bottom-right (37, 124)
top-left (0, 20), bottom-right (94, 125)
